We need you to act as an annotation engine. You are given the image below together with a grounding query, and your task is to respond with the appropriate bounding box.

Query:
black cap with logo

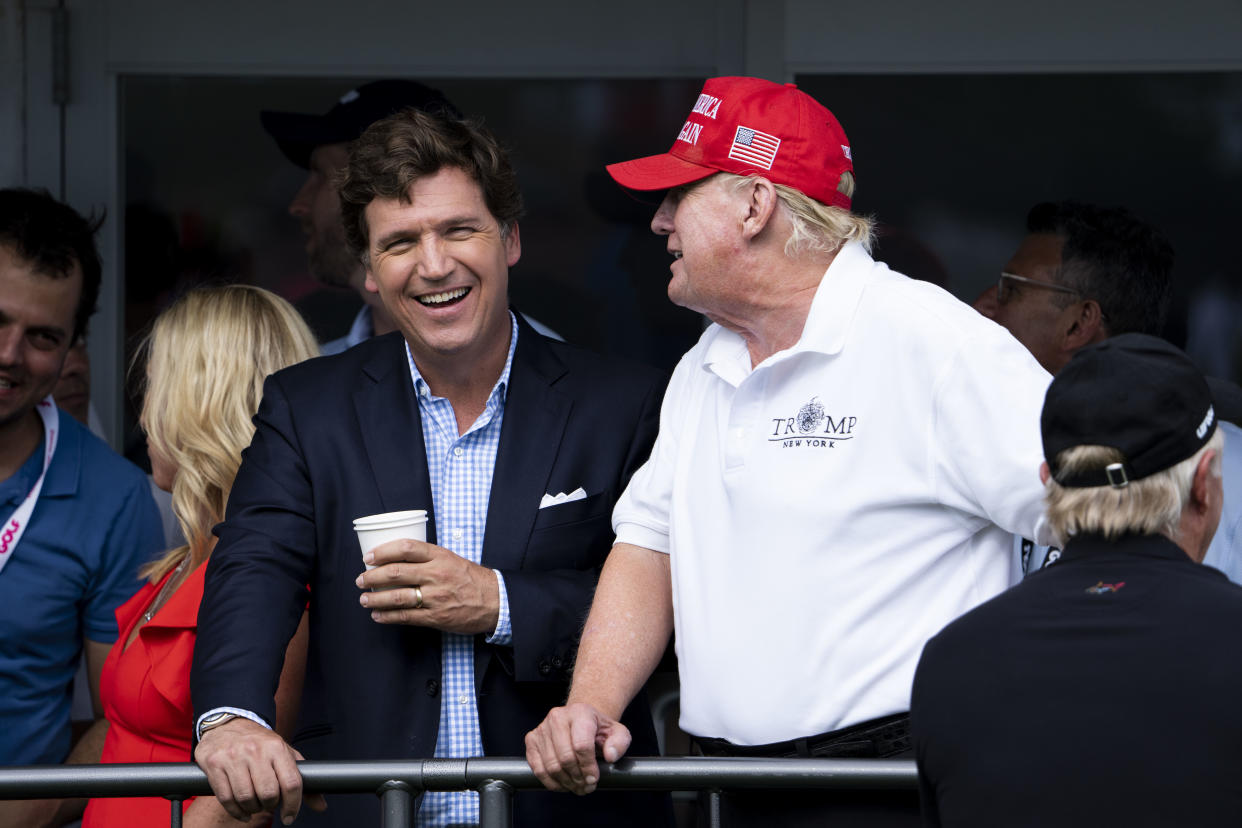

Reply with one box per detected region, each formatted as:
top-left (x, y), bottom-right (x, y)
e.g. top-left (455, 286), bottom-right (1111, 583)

top-left (260, 79), bottom-right (461, 169)
top-left (1041, 333), bottom-right (1218, 488)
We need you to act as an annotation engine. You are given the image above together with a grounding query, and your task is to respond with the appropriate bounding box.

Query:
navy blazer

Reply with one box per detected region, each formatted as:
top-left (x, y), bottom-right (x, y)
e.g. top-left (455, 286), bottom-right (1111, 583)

top-left (193, 315), bottom-right (671, 827)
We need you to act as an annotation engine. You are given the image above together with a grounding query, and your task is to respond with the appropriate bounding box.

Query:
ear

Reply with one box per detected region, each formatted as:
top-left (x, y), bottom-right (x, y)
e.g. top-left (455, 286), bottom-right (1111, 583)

top-left (1061, 299), bottom-right (1105, 351)
top-left (1039, 461), bottom-right (1051, 486)
top-left (363, 259), bottom-right (379, 294)
top-left (740, 177), bottom-right (779, 241)
top-left (973, 284), bottom-right (999, 320)
top-left (1190, 449), bottom-right (1218, 514)
top-left (504, 222), bottom-right (522, 268)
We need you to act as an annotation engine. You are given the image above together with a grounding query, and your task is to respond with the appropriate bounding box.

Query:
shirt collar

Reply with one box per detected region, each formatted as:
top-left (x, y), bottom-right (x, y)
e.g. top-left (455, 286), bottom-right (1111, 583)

top-left (345, 305), bottom-right (375, 349)
top-left (698, 241), bottom-right (876, 384)
top-left (795, 240), bottom-right (874, 358)
top-left (0, 410), bottom-right (82, 504)
top-left (0, 433), bottom-right (46, 506)
top-left (1058, 531), bottom-right (1197, 566)
top-left (404, 311), bottom-right (519, 405)
top-left (41, 408), bottom-right (83, 498)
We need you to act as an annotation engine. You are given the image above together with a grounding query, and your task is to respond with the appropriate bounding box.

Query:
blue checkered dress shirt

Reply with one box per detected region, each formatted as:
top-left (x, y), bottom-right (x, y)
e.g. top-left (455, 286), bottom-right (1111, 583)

top-left (405, 313), bottom-right (518, 827)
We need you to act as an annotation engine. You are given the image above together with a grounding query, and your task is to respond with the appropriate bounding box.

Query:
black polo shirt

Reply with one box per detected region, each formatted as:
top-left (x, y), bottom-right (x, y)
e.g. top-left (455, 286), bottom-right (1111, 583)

top-left (912, 532), bottom-right (1242, 827)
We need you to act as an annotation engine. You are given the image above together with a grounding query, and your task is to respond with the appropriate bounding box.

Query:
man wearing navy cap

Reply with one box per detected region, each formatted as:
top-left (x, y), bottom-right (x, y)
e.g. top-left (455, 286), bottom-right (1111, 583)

top-left (263, 81), bottom-right (559, 354)
top-left (263, 80), bottom-right (462, 354)
top-left (526, 76), bottom-right (1052, 825)
top-left (912, 334), bottom-right (1237, 827)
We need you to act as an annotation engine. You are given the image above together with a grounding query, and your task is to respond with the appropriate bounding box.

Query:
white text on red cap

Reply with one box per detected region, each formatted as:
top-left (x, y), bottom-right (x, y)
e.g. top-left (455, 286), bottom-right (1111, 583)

top-left (691, 94), bottom-right (722, 119)
top-left (678, 121), bottom-right (703, 146)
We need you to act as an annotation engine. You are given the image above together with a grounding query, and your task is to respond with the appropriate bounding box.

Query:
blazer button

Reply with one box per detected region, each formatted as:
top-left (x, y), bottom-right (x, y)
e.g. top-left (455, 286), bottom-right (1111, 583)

top-left (551, 656), bottom-right (564, 670)
top-left (538, 659), bottom-right (552, 676)
top-left (426, 679), bottom-right (440, 697)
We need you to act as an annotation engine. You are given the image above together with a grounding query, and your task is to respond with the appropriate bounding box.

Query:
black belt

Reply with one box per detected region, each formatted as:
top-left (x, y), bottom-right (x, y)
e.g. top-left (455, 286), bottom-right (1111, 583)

top-left (694, 712), bottom-right (911, 759)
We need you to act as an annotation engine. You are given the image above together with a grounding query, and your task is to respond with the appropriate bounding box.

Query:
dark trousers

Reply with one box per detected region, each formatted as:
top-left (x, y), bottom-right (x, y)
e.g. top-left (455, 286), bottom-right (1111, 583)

top-left (694, 713), bottom-right (921, 828)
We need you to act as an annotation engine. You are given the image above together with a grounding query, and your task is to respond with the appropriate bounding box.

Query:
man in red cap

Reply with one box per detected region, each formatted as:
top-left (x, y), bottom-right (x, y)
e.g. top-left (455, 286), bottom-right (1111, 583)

top-left (525, 76), bottom-right (1052, 825)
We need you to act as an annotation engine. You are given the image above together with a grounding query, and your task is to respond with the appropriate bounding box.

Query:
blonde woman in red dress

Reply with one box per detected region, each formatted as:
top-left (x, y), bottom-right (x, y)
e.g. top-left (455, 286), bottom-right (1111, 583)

top-left (82, 286), bottom-right (318, 827)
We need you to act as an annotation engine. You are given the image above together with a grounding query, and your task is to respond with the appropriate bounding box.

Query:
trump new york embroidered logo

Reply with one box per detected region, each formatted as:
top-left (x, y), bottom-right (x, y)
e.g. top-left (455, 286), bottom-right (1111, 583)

top-left (767, 396), bottom-right (859, 449)
top-left (728, 125), bottom-right (781, 170)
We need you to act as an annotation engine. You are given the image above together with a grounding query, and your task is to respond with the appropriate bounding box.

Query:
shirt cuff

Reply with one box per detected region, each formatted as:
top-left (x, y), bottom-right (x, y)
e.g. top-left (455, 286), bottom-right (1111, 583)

top-left (195, 707), bottom-right (272, 741)
top-left (485, 569), bottom-right (512, 645)
top-left (613, 522), bottom-right (671, 554)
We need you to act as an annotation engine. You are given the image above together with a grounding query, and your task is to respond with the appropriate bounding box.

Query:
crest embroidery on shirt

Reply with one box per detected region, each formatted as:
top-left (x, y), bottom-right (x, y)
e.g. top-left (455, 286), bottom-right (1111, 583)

top-left (767, 396), bottom-right (859, 449)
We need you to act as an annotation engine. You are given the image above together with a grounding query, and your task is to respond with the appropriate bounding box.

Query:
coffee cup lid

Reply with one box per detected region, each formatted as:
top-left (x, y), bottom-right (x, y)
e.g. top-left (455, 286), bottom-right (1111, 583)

top-left (353, 509), bottom-right (428, 529)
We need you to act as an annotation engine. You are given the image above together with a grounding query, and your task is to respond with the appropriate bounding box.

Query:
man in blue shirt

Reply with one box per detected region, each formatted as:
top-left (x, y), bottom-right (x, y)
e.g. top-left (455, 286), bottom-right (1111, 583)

top-left (1203, 419), bottom-right (1242, 578)
top-left (193, 109), bottom-right (669, 828)
top-left (0, 188), bottom-right (163, 825)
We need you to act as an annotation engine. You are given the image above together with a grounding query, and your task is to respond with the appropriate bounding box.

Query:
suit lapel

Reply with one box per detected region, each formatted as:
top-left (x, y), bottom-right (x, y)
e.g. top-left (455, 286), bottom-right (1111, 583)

top-left (475, 318), bottom-right (569, 694)
top-left (352, 334), bottom-right (438, 545)
top-left (481, 317), bottom-right (570, 573)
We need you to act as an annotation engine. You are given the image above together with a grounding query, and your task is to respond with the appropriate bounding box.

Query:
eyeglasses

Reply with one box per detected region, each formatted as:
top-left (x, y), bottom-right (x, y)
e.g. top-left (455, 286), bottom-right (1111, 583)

top-left (996, 271), bottom-right (1081, 305)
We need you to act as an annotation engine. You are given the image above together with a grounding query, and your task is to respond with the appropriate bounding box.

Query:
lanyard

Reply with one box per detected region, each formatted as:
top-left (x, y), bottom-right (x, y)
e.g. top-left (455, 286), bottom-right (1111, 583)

top-left (0, 396), bottom-right (59, 574)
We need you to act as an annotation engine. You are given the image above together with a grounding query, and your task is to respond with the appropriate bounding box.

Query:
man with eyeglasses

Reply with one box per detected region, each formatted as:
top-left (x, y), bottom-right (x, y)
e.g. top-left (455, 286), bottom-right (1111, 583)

top-left (976, 200), bottom-right (1171, 375)
top-left (977, 200), bottom-right (1241, 582)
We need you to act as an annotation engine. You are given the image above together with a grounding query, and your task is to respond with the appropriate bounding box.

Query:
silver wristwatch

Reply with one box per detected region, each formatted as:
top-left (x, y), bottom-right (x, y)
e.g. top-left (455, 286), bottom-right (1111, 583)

top-left (199, 711), bottom-right (238, 735)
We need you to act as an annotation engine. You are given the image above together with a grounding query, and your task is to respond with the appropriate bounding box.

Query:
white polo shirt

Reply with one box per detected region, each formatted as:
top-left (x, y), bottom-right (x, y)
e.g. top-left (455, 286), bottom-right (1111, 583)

top-left (613, 242), bottom-right (1051, 745)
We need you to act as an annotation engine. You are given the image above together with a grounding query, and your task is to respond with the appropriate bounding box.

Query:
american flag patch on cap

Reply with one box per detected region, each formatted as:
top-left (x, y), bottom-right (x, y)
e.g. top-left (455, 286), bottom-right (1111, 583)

top-left (728, 125), bottom-right (781, 170)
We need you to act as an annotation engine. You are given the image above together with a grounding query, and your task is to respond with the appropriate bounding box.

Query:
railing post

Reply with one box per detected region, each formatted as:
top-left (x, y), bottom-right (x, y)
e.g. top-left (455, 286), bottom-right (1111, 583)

top-left (167, 797), bottom-right (182, 828)
top-left (478, 779), bottom-right (514, 828)
top-left (377, 780), bottom-right (413, 828)
top-left (706, 788), bottom-right (722, 828)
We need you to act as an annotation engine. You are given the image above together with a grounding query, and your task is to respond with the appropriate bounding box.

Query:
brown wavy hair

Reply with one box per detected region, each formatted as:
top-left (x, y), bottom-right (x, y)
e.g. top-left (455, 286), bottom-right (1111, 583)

top-left (338, 108), bottom-right (524, 264)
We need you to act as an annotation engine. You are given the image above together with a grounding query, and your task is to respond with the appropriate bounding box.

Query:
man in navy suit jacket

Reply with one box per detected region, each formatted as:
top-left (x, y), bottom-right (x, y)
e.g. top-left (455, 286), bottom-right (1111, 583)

top-left (191, 108), bottom-right (669, 827)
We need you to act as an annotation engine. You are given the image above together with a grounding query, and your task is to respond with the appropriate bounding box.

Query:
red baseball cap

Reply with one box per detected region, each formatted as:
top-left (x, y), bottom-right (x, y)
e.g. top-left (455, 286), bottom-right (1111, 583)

top-left (606, 76), bottom-right (855, 210)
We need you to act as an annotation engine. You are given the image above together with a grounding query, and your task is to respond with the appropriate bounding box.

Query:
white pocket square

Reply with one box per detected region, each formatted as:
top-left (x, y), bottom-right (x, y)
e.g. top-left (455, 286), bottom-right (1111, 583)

top-left (539, 487), bottom-right (587, 509)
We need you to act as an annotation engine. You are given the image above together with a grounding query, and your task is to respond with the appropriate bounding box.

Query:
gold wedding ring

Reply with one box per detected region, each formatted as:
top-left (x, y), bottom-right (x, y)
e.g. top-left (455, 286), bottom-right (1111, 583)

top-left (413, 585), bottom-right (424, 609)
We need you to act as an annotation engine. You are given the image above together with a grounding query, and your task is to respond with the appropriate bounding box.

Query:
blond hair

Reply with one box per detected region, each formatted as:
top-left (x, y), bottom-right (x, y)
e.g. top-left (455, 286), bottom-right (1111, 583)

top-left (1043, 429), bottom-right (1224, 545)
top-left (720, 171), bottom-right (875, 257)
top-left (136, 285), bottom-right (319, 582)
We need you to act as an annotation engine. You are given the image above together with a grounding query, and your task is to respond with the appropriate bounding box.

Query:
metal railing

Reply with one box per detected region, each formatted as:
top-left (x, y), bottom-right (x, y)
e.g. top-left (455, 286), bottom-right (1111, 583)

top-left (0, 757), bottom-right (917, 827)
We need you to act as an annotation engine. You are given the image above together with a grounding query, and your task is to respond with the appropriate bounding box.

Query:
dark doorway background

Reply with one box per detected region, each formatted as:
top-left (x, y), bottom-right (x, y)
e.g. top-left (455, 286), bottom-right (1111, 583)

top-left (121, 75), bottom-right (708, 462)
top-left (122, 72), bottom-right (1242, 464)
top-left (798, 71), bottom-right (1242, 381)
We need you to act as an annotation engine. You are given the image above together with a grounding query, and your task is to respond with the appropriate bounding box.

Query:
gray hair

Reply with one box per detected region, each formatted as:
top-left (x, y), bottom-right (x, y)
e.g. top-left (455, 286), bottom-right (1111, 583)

top-left (719, 171), bottom-right (875, 258)
top-left (1043, 429), bottom-right (1224, 545)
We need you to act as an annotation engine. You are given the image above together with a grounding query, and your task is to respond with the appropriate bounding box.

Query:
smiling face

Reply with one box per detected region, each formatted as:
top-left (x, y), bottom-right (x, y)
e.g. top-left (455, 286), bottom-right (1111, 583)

top-left (363, 166), bottom-right (519, 373)
top-left (0, 243), bottom-right (80, 437)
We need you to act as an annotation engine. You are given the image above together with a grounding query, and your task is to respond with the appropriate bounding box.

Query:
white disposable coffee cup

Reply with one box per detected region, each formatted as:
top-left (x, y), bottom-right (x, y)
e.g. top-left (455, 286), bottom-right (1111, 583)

top-left (353, 510), bottom-right (428, 577)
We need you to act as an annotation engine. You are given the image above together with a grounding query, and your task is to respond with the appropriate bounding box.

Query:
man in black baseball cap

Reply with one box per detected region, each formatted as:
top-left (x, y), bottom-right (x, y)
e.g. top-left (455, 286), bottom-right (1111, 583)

top-left (1040, 334), bottom-right (1218, 495)
top-left (912, 333), bottom-right (1242, 827)
top-left (262, 80), bottom-right (460, 353)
